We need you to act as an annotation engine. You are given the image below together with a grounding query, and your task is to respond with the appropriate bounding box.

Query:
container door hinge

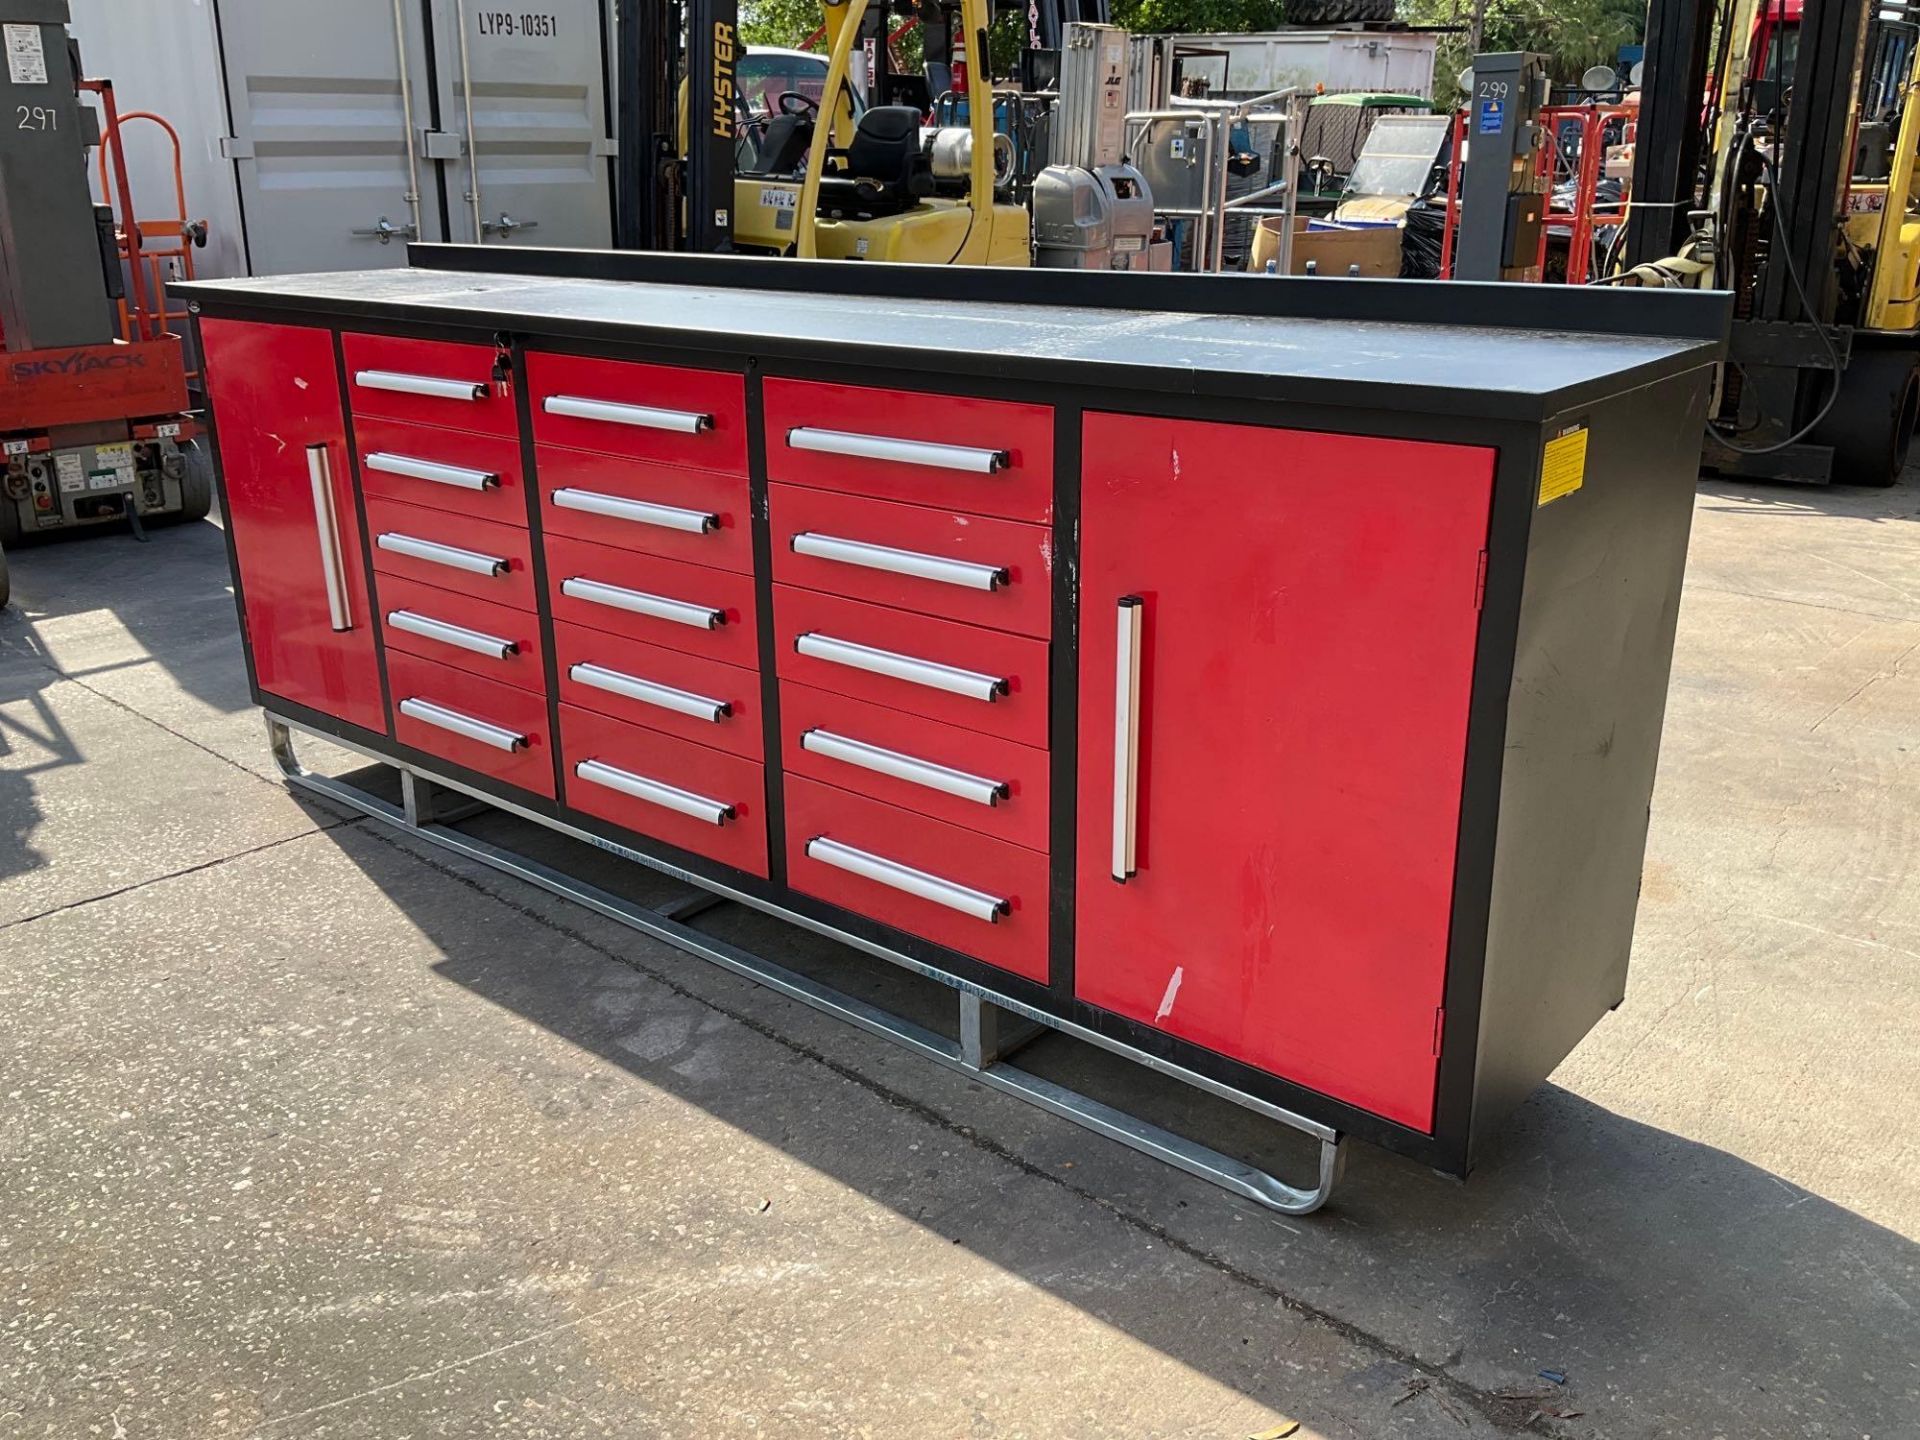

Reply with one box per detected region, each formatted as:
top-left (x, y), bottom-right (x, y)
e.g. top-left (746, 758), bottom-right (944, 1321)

top-left (1431, 1006), bottom-right (1446, 1057)
top-left (1472, 549), bottom-right (1488, 611)
top-left (219, 135), bottom-right (254, 160)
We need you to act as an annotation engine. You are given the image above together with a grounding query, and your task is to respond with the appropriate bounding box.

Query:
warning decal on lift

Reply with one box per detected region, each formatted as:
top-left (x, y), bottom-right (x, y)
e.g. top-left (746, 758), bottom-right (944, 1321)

top-left (1539, 424), bottom-right (1588, 506)
top-left (4, 24), bottom-right (47, 85)
top-left (88, 442), bottom-right (135, 492)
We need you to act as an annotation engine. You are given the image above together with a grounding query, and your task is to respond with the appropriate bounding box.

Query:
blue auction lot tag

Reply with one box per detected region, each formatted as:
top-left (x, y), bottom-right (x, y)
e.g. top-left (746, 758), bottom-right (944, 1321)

top-left (1479, 98), bottom-right (1505, 133)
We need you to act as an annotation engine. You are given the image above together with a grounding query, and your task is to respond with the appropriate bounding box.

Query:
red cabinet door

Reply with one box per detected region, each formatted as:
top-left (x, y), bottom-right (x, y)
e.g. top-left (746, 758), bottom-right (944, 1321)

top-left (1074, 414), bottom-right (1493, 1133)
top-left (202, 319), bottom-right (386, 735)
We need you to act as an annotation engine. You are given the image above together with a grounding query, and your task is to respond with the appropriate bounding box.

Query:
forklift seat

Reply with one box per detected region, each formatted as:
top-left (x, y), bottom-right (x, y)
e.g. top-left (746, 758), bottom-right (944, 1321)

top-left (817, 106), bottom-right (933, 219)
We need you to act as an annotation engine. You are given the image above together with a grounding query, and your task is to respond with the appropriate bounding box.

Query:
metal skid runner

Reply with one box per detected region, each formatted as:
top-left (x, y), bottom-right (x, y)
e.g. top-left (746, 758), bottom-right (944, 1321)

top-left (268, 713), bottom-right (1347, 1215)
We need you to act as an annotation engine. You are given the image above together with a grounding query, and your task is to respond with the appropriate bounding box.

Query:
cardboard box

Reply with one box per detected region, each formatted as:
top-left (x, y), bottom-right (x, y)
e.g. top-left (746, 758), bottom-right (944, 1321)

top-left (1249, 216), bottom-right (1403, 277)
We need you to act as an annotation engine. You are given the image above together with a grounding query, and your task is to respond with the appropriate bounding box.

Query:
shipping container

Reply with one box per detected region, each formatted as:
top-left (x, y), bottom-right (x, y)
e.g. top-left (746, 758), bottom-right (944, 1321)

top-left (1129, 29), bottom-right (1439, 106)
top-left (70, 0), bottom-right (615, 277)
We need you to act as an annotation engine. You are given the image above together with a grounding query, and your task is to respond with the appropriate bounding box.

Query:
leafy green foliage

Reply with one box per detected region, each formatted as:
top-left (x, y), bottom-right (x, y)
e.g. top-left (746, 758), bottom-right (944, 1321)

top-left (741, 0), bottom-right (827, 47)
top-left (1108, 0), bottom-right (1290, 31)
top-left (1399, 0), bottom-right (1647, 101)
top-left (741, 0), bottom-right (1649, 104)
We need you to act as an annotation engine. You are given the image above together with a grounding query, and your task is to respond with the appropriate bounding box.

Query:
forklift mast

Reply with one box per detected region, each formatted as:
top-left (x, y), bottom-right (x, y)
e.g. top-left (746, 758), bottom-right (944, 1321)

top-left (1625, 0), bottom-right (1918, 482)
top-left (686, 0), bottom-right (741, 249)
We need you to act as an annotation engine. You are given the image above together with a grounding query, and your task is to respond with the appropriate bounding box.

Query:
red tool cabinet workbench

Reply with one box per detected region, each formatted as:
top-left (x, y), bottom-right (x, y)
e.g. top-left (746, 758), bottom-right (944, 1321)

top-left (178, 249), bottom-right (1729, 1213)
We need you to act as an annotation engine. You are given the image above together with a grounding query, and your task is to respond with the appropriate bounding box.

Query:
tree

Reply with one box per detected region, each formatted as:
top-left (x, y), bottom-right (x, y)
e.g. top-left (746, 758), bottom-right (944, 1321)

top-left (1399, 0), bottom-right (1647, 101)
top-left (742, 0), bottom-right (826, 47)
top-left (744, 0), bottom-right (1649, 101)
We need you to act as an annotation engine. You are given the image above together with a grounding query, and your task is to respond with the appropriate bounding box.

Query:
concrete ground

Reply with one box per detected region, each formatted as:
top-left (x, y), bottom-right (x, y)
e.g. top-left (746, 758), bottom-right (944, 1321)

top-left (0, 476), bottom-right (1915, 1440)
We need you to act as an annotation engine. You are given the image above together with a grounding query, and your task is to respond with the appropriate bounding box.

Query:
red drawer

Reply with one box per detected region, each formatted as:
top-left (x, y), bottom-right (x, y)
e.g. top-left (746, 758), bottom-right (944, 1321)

top-left (774, 586), bottom-right (1050, 749)
top-left (780, 681), bottom-right (1048, 853)
top-left (554, 621), bottom-right (763, 760)
top-left (769, 484), bottom-right (1051, 639)
top-left (559, 704), bottom-right (768, 878)
top-left (527, 351), bottom-right (747, 475)
top-left (784, 776), bottom-right (1048, 983)
top-left (365, 496), bottom-right (537, 612)
top-left (545, 533), bottom-right (757, 667)
top-left (355, 416), bottom-right (529, 530)
top-left (375, 573), bottom-right (548, 694)
top-left (536, 446), bottom-right (750, 573)
top-left (763, 378), bottom-right (1053, 524)
top-left (342, 334), bottom-right (515, 436)
top-left (388, 649), bottom-right (555, 798)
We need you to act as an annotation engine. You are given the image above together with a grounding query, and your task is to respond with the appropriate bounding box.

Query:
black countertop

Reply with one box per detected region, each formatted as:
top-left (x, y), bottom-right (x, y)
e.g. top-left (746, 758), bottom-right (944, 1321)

top-left (177, 248), bottom-right (1730, 423)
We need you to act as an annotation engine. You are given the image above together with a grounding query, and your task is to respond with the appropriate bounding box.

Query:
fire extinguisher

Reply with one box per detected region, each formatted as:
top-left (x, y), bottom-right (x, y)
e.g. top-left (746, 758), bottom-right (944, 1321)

top-left (950, 33), bottom-right (969, 107)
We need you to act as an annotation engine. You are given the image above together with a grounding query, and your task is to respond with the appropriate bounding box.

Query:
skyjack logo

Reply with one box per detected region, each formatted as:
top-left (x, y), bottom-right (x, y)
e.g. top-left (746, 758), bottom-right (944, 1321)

top-left (11, 350), bottom-right (147, 382)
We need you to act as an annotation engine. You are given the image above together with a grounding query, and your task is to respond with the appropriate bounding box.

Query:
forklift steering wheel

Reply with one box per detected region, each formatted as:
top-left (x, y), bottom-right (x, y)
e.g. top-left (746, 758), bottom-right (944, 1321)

top-left (777, 90), bottom-right (819, 117)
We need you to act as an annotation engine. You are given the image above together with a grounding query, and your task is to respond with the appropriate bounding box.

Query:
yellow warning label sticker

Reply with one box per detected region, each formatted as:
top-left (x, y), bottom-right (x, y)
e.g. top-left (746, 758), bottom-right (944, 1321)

top-left (1539, 425), bottom-right (1588, 507)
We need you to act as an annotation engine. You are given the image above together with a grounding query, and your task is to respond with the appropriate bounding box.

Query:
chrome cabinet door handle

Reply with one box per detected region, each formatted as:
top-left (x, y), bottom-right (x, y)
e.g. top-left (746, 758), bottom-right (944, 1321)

top-left (376, 532), bottom-right (510, 577)
top-left (805, 837), bottom-right (1009, 923)
top-left (574, 759), bottom-right (733, 825)
top-left (560, 577), bottom-right (724, 630)
top-left (305, 444), bottom-right (352, 632)
top-left (364, 451), bottom-right (499, 491)
top-left (353, 369), bottom-right (487, 402)
top-left (785, 426), bottom-right (1009, 474)
top-left (398, 697), bottom-right (527, 752)
top-left (552, 487), bottom-right (718, 534)
top-left (790, 531), bottom-right (1008, 592)
top-left (1112, 596), bottom-right (1143, 882)
top-left (794, 632), bottom-right (1006, 703)
top-left (801, 729), bottom-right (1008, 807)
top-left (568, 663), bottom-right (730, 722)
top-left (543, 394), bottom-right (713, 435)
top-left (386, 609), bottom-right (516, 660)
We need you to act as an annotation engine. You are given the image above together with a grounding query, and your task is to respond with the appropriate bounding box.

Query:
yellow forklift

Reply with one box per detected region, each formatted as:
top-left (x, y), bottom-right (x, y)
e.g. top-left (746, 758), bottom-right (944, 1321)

top-left (1625, 0), bottom-right (1920, 484)
top-left (660, 0), bottom-right (1029, 264)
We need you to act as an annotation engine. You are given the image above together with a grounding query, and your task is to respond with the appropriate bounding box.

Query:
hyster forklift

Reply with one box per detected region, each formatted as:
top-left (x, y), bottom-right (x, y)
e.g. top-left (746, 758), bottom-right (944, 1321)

top-left (1626, 0), bottom-right (1920, 484)
top-left (647, 0), bottom-right (1032, 263)
top-left (792, 0), bottom-right (1029, 262)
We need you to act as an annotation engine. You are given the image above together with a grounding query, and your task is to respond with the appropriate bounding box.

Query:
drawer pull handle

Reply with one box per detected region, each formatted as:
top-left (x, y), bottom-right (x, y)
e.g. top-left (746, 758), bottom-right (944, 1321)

top-left (790, 532), bottom-right (1008, 592)
top-left (543, 394), bottom-right (713, 435)
top-left (354, 369), bottom-right (487, 402)
top-left (569, 662), bottom-right (730, 722)
top-left (561, 577), bottom-right (724, 630)
top-left (304, 444), bottom-right (352, 632)
top-left (795, 632), bottom-right (1006, 703)
top-left (801, 729), bottom-right (1008, 807)
top-left (552, 487), bottom-right (718, 534)
top-left (386, 609), bottom-right (517, 661)
top-left (575, 759), bottom-right (734, 825)
top-left (805, 837), bottom-right (1009, 923)
top-left (377, 531), bottom-right (510, 577)
top-left (1112, 596), bottom-right (1143, 882)
top-left (398, 697), bottom-right (527, 752)
top-left (786, 426), bottom-right (1009, 474)
top-left (364, 451), bottom-right (499, 491)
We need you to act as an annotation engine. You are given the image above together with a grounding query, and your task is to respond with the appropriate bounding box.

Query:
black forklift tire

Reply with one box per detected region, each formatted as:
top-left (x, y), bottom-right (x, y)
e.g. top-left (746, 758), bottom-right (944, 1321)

top-left (0, 547), bottom-right (10, 610)
top-left (0, 497), bottom-right (18, 550)
top-left (1282, 0), bottom-right (1396, 23)
top-left (1814, 349), bottom-right (1920, 487)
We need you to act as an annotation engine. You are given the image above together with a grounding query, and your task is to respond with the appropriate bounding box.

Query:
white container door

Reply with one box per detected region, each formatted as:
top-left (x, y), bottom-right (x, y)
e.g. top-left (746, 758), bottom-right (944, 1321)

top-left (428, 0), bottom-right (614, 248)
top-left (217, 0), bottom-right (444, 273)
